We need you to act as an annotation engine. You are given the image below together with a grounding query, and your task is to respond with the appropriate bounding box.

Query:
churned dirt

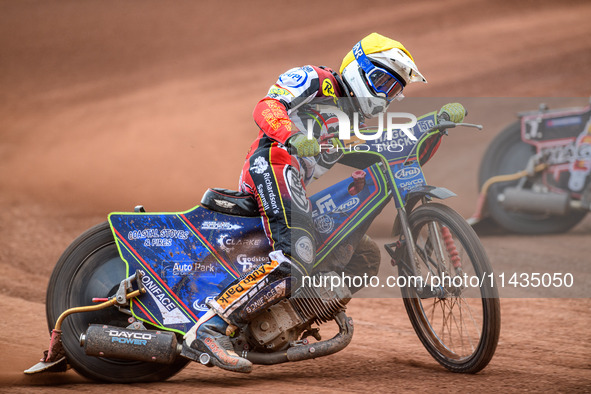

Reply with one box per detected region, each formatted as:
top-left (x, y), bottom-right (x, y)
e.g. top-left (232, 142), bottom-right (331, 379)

top-left (1, 0), bottom-right (590, 392)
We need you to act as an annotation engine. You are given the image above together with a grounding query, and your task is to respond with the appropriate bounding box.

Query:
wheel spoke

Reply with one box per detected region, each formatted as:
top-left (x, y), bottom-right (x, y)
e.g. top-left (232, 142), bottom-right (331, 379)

top-left (399, 203), bottom-right (500, 372)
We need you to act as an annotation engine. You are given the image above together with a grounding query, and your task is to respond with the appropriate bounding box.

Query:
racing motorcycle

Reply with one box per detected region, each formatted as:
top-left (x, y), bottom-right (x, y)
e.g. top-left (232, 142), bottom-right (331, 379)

top-left (26, 110), bottom-right (500, 382)
top-left (469, 99), bottom-right (591, 233)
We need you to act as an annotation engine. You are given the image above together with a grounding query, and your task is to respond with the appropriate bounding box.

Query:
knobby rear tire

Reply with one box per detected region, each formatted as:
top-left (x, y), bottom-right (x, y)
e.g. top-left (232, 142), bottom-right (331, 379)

top-left (46, 222), bottom-right (189, 383)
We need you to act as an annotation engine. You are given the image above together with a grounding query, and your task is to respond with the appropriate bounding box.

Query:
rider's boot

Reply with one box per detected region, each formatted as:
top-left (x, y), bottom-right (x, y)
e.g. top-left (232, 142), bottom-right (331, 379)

top-left (182, 250), bottom-right (297, 373)
top-left (182, 309), bottom-right (252, 373)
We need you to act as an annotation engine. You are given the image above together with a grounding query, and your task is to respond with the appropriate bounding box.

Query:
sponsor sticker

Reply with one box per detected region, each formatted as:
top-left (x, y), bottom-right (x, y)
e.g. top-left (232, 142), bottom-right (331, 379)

top-left (139, 270), bottom-right (190, 324)
top-left (108, 329), bottom-right (153, 345)
top-left (200, 221), bottom-right (242, 231)
top-left (193, 296), bottom-right (216, 312)
top-left (395, 166), bottom-right (421, 180)
top-left (316, 194), bottom-right (336, 214)
top-left (243, 280), bottom-right (286, 315)
top-left (417, 119), bottom-right (436, 133)
top-left (128, 229), bottom-right (189, 241)
top-left (546, 116), bottom-right (582, 128)
top-left (322, 79), bottom-right (336, 99)
top-left (258, 171), bottom-right (280, 215)
top-left (217, 262), bottom-right (277, 307)
top-left (172, 262), bottom-right (217, 275)
top-left (334, 197), bottom-right (360, 214)
top-left (237, 254), bottom-right (269, 272)
top-left (278, 68), bottom-right (308, 88)
top-left (314, 214), bottom-right (334, 234)
top-left (128, 228), bottom-right (189, 247)
top-left (218, 234), bottom-right (262, 252)
top-left (295, 236), bottom-right (314, 265)
top-left (285, 166), bottom-right (310, 212)
top-left (213, 199), bottom-right (236, 209)
top-left (268, 86), bottom-right (294, 97)
top-left (252, 156), bottom-right (269, 175)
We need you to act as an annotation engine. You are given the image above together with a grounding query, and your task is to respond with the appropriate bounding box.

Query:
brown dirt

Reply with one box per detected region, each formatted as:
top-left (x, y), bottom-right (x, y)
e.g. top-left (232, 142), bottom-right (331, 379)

top-left (1, 0), bottom-right (590, 392)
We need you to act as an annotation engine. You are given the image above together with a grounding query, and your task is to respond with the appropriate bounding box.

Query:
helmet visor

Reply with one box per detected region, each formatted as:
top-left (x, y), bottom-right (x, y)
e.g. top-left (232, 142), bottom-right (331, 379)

top-left (367, 68), bottom-right (404, 101)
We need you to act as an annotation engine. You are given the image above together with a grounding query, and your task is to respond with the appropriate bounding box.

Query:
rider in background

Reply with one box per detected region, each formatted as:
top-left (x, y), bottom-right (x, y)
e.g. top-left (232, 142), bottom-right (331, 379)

top-left (183, 32), bottom-right (466, 373)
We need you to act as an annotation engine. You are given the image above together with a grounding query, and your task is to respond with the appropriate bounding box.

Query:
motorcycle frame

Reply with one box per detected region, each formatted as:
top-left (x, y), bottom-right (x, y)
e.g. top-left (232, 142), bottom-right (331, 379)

top-left (107, 111), bottom-right (455, 335)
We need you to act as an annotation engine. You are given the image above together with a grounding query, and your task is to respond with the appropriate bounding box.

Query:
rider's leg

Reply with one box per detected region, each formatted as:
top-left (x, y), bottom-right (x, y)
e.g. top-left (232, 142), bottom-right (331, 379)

top-left (209, 146), bottom-right (316, 323)
top-left (241, 145), bottom-right (317, 273)
top-left (183, 146), bottom-right (315, 372)
top-left (311, 231), bottom-right (381, 294)
top-left (182, 252), bottom-right (293, 373)
top-left (344, 234), bottom-right (381, 294)
top-left (208, 250), bottom-right (296, 325)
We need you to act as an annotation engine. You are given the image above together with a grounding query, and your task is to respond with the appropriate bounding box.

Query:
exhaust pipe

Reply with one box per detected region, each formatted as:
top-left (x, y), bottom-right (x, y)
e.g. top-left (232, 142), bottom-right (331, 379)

top-left (80, 325), bottom-right (181, 364)
top-left (81, 313), bottom-right (354, 367)
top-left (243, 311), bottom-right (354, 365)
top-left (500, 188), bottom-right (571, 215)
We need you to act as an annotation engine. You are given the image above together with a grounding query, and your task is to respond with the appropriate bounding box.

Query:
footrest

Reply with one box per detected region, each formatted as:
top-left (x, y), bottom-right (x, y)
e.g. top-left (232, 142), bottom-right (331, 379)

top-left (24, 356), bottom-right (68, 375)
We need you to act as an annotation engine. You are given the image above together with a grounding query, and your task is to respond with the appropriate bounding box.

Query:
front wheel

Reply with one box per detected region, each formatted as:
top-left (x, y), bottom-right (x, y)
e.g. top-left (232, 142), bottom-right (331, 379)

top-left (46, 222), bottom-right (189, 383)
top-left (398, 203), bottom-right (500, 373)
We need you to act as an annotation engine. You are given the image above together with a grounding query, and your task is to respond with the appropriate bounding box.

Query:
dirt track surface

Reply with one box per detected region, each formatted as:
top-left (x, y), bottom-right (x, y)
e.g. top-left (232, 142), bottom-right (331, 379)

top-left (1, 0), bottom-right (590, 392)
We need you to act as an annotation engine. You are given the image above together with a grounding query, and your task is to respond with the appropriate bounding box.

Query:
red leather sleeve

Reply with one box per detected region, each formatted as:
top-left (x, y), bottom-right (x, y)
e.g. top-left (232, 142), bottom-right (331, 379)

top-left (253, 98), bottom-right (299, 145)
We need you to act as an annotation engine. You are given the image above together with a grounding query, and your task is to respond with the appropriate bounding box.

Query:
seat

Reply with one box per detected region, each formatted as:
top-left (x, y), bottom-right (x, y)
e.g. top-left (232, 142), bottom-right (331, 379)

top-left (200, 188), bottom-right (259, 217)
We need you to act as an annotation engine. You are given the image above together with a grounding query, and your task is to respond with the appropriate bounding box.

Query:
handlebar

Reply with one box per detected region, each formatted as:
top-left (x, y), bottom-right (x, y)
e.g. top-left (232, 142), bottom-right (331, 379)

top-left (427, 120), bottom-right (483, 133)
top-left (289, 121), bottom-right (483, 157)
top-left (399, 120), bottom-right (483, 166)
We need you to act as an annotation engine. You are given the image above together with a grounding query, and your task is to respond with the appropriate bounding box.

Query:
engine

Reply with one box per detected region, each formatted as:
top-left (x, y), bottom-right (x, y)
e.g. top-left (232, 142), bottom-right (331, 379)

top-left (245, 272), bottom-right (351, 351)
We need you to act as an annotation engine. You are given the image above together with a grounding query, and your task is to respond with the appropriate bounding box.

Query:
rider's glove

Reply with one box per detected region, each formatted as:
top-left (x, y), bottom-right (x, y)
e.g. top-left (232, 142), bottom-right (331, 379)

top-left (438, 103), bottom-right (466, 123)
top-left (289, 133), bottom-right (320, 157)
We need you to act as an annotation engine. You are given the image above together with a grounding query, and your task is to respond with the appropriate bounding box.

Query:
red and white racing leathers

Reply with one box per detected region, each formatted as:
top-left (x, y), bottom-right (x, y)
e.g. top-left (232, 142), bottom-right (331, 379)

top-left (209, 65), bottom-right (347, 324)
top-left (209, 65), bottom-right (442, 325)
top-left (240, 65), bottom-right (344, 269)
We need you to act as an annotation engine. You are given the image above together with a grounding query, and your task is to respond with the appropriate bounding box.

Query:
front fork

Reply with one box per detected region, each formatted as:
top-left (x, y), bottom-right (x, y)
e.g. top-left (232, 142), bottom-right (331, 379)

top-left (396, 206), bottom-right (419, 276)
top-left (391, 199), bottom-right (462, 297)
top-left (396, 205), bottom-right (431, 296)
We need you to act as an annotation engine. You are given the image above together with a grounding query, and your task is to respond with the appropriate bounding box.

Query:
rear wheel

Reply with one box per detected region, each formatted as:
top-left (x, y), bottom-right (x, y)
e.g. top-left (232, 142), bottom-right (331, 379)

top-left (46, 222), bottom-right (189, 383)
top-left (398, 203), bottom-right (500, 373)
top-left (478, 121), bottom-right (586, 233)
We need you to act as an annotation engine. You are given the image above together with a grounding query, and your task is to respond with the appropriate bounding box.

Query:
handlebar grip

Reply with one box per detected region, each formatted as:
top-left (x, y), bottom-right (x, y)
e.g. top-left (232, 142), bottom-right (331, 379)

top-left (438, 107), bottom-right (468, 123)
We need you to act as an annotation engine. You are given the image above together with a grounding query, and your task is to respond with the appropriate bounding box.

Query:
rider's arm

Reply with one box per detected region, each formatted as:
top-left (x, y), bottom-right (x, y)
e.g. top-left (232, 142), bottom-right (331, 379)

top-left (253, 66), bottom-right (321, 144)
top-left (252, 98), bottom-right (299, 144)
top-left (418, 103), bottom-right (466, 165)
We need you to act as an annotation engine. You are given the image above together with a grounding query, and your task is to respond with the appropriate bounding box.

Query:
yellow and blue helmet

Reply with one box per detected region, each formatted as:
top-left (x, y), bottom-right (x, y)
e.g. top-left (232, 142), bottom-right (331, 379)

top-left (340, 33), bottom-right (426, 117)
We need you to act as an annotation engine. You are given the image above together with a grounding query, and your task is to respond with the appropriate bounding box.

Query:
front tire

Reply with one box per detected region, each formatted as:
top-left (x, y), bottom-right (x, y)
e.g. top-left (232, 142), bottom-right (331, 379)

top-left (46, 222), bottom-right (189, 383)
top-left (398, 203), bottom-right (500, 373)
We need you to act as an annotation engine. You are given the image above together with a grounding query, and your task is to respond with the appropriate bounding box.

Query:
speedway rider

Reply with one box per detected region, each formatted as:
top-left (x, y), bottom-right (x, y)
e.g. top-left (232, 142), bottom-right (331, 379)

top-left (183, 32), bottom-right (466, 373)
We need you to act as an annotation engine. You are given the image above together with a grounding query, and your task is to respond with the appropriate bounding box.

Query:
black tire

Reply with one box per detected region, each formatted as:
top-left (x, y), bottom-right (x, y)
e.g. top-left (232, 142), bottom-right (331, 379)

top-left (478, 121), bottom-right (586, 234)
top-left (46, 222), bottom-right (189, 383)
top-left (398, 203), bottom-right (500, 373)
